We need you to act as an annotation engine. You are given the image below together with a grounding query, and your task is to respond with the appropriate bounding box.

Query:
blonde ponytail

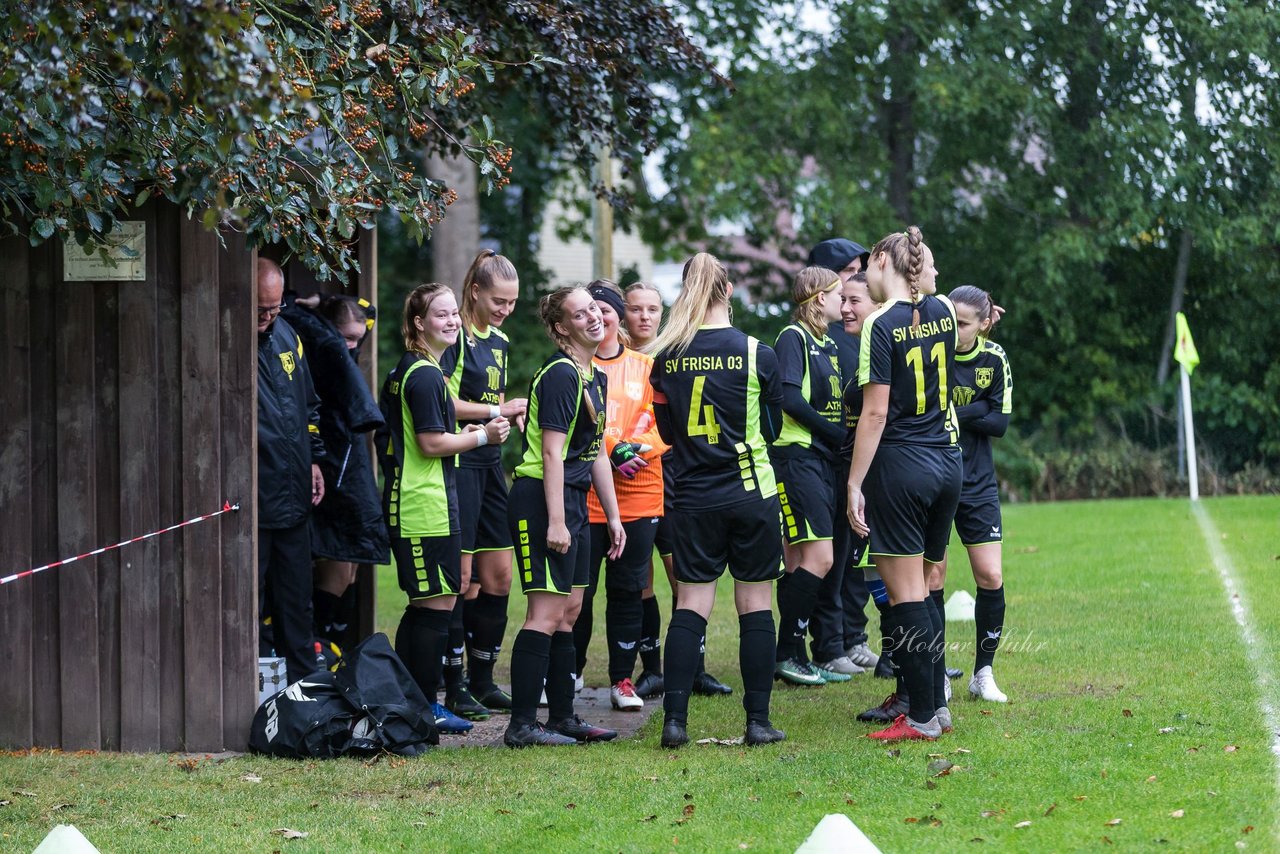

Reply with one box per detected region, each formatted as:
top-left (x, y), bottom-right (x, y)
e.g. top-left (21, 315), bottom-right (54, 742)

top-left (460, 249), bottom-right (518, 345)
top-left (792, 266), bottom-right (840, 339)
top-left (645, 252), bottom-right (730, 357)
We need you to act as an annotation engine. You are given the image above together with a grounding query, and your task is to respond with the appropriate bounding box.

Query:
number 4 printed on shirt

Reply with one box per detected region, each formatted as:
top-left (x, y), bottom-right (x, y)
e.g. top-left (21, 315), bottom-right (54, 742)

top-left (687, 374), bottom-right (722, 444)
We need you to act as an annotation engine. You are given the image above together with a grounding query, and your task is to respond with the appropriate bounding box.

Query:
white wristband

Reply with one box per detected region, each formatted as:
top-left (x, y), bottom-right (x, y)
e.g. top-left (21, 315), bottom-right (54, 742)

top-left (474, 429), bottom-right (489, 448)
top-left (489, 404), bottom-right (501, 419)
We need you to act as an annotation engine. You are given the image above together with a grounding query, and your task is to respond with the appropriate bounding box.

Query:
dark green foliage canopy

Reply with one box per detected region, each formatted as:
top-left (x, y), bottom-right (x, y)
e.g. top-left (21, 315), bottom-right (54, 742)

top-left (641, 0), bottom-right (1280, 479)
top-left (1, 0), bottom-right (717, 279)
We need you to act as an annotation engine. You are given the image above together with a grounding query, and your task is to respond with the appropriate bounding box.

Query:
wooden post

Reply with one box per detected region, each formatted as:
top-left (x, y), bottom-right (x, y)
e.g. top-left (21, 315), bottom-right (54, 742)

top-left (592, 146), bottom-right (613, 280)
top-left (219, 233), bottom-right (258, 750)
top-left (55, 266), bottom-right (102, 750)
top-left (118, 205), bottom-right (163, 751)
top-left (179, 217), bottom-right (225, 751)
top-left (0, 236), bottom-right (34, 748)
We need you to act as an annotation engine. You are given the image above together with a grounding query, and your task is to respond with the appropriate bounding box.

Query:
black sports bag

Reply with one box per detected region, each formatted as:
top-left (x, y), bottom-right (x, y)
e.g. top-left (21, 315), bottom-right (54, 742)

top-left (249, 633), bottom-right (437, 757)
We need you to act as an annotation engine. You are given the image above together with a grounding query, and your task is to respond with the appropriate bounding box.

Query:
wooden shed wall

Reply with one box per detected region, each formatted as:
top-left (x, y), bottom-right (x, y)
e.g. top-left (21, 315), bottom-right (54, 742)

top-left (0, 205), bottom-right (258, 752)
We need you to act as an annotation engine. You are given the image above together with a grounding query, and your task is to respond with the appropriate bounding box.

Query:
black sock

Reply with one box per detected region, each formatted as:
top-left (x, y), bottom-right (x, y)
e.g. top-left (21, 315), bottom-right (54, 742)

top-left (605, 588), bottom-right (643, 684)
top-left (975, 585), bottom-right (1005, 671)
top-left (546, 631), bottom-right (578, 723)
top-left (573, 586), bottom-right (597, 676)
top-left (663, 610), bottom-right (707, 725)
top-left (332, 584), bottom-right (356, 637)
top-left (925, 593), bottom-right (946, 710)
top-left (313, 589), bottom-right (341, 638)
top-left (870, 589), bottom-right (903, 693)
top-left (739, 610), bottom-right (775, 725)
top-left (394, 606), bottom-right (450, 705)
top-left (462, 594), bottom-right (478, 663)
top-left (508, 629), bottom-right (551, 726)
top-left (877, 604), bottom-right (904, 697)
top-left (891, 601), bottom-right (934, 724)
top-left (929, 587), bottom-right (946, 651)
top-left (443, 598), bottom-right (466, 698)
top-left (776, 568), bottom-right (821, 663)
top-left (469, 591), bottom-right (508, 690)
top-left (639, 596), bottom-right (663, 674)
top-left (774, 571), bottom-right (792, 659)
top-left (696, 644), bottom-right (708, 677)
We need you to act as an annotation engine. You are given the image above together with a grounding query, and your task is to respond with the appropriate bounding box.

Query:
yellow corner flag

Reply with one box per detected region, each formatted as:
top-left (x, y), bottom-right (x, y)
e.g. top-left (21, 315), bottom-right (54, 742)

top-left (1174, 311), bottom-right (1200, 375)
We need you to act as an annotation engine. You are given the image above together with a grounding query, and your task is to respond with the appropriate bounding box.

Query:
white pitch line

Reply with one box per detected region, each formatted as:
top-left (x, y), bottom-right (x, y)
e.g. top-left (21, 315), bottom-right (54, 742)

top-left (1193, 502), bottom-right (1280, 823)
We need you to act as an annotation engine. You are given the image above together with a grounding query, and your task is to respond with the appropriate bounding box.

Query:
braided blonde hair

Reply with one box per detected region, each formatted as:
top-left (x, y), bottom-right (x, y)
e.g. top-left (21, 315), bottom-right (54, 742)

top-left (869, 225), bottom-right (926, 330)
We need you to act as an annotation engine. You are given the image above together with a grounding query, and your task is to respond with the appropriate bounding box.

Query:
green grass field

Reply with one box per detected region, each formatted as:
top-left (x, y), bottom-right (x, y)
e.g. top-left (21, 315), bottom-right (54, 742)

top-left (2, 496), bottom-right (1277, 852)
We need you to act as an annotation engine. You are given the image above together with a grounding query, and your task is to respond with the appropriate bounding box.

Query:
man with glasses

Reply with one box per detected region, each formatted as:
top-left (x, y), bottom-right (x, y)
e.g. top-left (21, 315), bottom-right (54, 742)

top-left (257, 257), bottom-right (327, 682)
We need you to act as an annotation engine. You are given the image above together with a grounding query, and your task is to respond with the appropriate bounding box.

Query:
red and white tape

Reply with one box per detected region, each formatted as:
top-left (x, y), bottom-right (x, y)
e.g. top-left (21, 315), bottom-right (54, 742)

top-left (1, 501), bottom-right (241, 586)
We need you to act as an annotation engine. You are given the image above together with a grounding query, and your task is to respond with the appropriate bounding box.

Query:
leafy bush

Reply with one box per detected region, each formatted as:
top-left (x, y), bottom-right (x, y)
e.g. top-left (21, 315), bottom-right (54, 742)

top-left (995, 428), bottom-right (1280, 502)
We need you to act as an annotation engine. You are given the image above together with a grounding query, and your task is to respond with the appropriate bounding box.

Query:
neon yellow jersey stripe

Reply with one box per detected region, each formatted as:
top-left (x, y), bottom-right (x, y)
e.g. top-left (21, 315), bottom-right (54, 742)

top-left (743, 336), bottom-right (777, 498)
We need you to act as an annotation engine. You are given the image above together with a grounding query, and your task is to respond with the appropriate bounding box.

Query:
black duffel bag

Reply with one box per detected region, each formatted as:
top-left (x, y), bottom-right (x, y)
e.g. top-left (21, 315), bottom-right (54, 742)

top-left (249, 633), bottom-right (437, 758)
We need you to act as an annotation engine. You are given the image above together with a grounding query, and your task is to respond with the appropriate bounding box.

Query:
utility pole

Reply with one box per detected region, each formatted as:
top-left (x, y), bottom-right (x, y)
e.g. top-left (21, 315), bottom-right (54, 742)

top-left (592, 146), bottom-right (613, 281)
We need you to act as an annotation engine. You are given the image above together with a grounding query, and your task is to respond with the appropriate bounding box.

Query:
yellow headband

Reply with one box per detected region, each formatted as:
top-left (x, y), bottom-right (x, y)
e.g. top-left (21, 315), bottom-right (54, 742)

top-left (800, 279), bottom-right (841, 305)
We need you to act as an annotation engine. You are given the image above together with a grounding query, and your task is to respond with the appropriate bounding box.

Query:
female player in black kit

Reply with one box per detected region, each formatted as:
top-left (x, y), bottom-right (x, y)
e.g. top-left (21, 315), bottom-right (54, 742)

top-left (378, 283), bottom-right (510, 735)
top-left (847, 226), bottom-right (962, 741)
top-left (624, 282), bottom-right (733, 699)
top-left (440, 250), bottom-right (528, 719)
top-left (837, 274), bottom-right (918, 725)
top-left (503, 286), bottom-right (627, 747)
top-left (648, 252), bottom-right (787, 748)
top-left (771, 267), bottom-right (855, 686)
top-left (935, 285), bottom-right (1012, 703)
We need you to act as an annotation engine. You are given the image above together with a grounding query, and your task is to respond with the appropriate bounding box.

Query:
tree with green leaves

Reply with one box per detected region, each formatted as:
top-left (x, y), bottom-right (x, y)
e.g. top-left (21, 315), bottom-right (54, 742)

top-left (2, 0), bottom-right (718, 280)
top-left (644, 0), bottom-right (1280, 487)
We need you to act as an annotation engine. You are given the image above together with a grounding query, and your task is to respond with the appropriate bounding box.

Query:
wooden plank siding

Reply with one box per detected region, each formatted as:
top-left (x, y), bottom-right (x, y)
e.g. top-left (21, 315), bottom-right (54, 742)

top-left (0, 235), bottom-right (35, 747)
top-left (0, 202), bottom-right (262, 751)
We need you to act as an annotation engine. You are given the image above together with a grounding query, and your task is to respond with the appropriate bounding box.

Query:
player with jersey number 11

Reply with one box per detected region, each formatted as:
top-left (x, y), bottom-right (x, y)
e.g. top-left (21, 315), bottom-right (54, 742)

top-left (847, 226), bottom-right (963, 743)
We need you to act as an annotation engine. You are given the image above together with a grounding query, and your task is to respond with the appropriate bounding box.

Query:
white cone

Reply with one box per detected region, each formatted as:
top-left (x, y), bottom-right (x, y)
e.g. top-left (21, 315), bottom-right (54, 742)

top-left (795, 814), bottom-right (882, 853)
top-left (944, 589), bottom-right (976, 622)
top-left (33, 825), bottom-right (100, 854)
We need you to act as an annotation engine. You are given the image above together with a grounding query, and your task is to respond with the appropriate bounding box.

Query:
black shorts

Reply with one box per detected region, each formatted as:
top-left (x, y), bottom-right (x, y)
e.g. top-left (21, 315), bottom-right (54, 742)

top-left (832, 461), bottom-right (868, 570)
top-left (508, 477), bottom-right (590, 595)
top-left (655, 457), bottom-right (676, 557)
top-left (589, 517), bottom-right (661, 592)
top-left (672, 497), bottom-right (784, 585)
top-left (654, 515), bottom-right (675, 558)
top-left (390, 534), bottom-right (462, 600)
top-left (864, 444), bottom-right (961, 564)
top-left (773, 451), bottom-right (837, 545)
top-left (954, 491), bottom-right (1003, 547)
top-left (457, 463), bottom-right (513, 554)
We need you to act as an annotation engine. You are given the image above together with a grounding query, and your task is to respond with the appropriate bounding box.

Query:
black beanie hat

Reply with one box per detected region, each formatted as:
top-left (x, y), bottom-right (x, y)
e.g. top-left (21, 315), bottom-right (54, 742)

top-left (807, 238), bottom-right (870, 273)
top-left (588, 284), bottom-right (627, 320)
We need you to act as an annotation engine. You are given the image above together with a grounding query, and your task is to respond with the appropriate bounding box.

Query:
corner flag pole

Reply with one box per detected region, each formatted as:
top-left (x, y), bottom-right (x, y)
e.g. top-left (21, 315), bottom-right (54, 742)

top-left (1180, 364), bottom-right (1198, 501)
top-left (1174, 312), bottom-right (1200, 501)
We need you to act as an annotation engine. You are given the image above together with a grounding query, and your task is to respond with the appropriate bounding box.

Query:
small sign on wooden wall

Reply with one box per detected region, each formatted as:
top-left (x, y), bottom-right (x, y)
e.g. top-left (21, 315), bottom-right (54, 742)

top-left (63, 221), bottom-right (147, 281)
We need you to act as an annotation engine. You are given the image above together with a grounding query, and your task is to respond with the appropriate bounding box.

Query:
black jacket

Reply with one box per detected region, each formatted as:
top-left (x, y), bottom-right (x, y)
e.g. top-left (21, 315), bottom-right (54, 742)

top-left (282, 305), bottom-right (390, 564)
top-left (258, 317), bottom-right (324, 529)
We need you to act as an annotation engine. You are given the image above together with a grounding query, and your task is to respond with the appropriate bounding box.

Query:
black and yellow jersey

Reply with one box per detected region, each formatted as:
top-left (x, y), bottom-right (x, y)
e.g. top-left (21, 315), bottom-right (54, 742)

top-left (839, 339), bottom-right (863, 462)
top-left (952, 339), bottom-right (1012, 496)
top-left (513, 352), bottom-right (607, 491)
top-left (773, 323), bottom-right (844, 460)
top-left (377, 351), bottom-right (459, 538)
top-left (650, 326), bottom-right (781, 511)
top-left (440, 324), bottom-right (510, 469)
top-left (858, 295), bottom-right (958, 448)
